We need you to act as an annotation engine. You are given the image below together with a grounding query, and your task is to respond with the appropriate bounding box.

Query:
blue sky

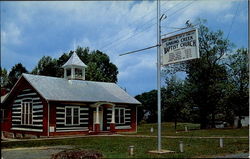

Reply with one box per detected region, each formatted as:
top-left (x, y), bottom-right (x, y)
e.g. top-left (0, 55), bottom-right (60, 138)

top-left (1, 0), bottom-right (248, 96)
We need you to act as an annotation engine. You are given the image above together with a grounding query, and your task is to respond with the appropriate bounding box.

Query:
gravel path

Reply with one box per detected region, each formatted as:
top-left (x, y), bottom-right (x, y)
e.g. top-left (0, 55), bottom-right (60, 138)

top-left (1, 145), bottom-right (74, 159)
top-left (215, 152), bottom-right (249, 158)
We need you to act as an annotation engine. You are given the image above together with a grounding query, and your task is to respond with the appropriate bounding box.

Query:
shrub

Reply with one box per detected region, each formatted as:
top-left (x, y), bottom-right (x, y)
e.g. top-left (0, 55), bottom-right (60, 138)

top-left (51, 149), bottom-right (103, 159)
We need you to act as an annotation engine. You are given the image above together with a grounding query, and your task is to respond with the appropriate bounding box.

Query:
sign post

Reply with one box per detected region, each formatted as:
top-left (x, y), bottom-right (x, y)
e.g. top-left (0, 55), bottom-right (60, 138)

top-left (156, 0), bottom-right (161, 152)
top-left (119, 0), bottom-right (199, 154)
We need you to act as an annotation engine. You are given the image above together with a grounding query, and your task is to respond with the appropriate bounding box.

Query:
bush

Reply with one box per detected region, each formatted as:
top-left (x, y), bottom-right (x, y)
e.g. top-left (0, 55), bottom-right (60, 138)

top-left (51, 149), bottom-right (103, 159)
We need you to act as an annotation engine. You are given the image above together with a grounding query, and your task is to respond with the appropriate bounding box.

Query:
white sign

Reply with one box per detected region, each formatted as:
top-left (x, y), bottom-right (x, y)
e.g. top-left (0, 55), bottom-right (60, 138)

top-left (161, 29), bottom-right (199, 65)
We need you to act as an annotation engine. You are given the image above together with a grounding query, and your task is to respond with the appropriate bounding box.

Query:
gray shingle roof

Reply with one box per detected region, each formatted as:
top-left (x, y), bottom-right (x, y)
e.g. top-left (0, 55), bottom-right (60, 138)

top-left (62, 52), bottom-right (87, 68)
top-left (23, 74), bottom-right (140, 105)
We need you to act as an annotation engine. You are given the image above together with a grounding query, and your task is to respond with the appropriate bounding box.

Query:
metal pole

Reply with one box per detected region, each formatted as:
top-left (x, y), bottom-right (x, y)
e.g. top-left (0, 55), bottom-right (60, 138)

top-left (157, 0), bottom-right (161, 152)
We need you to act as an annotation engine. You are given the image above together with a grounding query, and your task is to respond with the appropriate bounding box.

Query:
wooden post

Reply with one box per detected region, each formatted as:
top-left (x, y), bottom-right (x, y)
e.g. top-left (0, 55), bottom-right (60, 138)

top-left (219, 138), bottom-right (223, 148)
top-left (179, 141), bottom-right (184, 152)
top-left (129, 146), bottom-right (134, 155)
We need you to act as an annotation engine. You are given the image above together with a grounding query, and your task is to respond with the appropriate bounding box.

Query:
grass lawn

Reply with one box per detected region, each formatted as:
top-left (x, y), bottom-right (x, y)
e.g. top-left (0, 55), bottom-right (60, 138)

top-left (126, 122), bottom-right (249, 137)
top-left (2, 137), bottom-right (248, 158)
top-left (2, 122), bottom-right (249, 158)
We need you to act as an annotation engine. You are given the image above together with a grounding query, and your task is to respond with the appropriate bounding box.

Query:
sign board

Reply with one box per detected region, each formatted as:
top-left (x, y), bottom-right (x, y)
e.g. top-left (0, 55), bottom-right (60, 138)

top-left (161, 29), bottom-right (199, 65)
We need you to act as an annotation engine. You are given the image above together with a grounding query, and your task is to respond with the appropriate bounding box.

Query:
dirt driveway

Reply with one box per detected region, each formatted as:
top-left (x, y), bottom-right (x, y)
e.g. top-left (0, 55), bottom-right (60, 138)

top-left (1, 145), bottom-right (74, 159)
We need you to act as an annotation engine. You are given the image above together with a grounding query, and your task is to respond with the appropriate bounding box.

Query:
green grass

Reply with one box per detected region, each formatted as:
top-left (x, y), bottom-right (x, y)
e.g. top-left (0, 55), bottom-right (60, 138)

top-left (2, 122), bottom-right (249, 158)
top-left (123, 122), bottom-right (249, 137)
top-left (2, 137), bottom-right (248, 158)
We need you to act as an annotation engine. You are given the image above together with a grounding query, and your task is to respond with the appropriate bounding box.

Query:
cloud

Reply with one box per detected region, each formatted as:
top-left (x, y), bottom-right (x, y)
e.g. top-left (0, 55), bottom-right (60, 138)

top-left (1, 23), bottom-right (22, 45)
top-left (1, 0), bottom-right (248, 96)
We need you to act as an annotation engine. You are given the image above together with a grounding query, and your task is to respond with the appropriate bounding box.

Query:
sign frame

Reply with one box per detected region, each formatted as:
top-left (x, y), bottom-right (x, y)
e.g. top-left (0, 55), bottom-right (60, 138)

top-left (161, 28), bottom-right (200, 65)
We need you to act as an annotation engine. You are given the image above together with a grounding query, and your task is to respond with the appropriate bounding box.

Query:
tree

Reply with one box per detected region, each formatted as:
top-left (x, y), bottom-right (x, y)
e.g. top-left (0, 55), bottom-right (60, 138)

top-left (0, 67), bottom-right (8, 89)
top-left (135, 90), bottom-right (158, 123)
top-left (162, 75), bottom-right (185, 129)
top-left (31, 56), bottom-right (58, 77)
top-left (225, 48), bottom-right (249, 127)
top-left (162, 20), bottom-right (233, 128)
top-left (184, 21), bottom-right (232, 129)
top-left (32, 47), bottom-right (119, 83)
top-left (8, 63), bottom-right (28, 89)
top-left (86, 50), bottom-right (118, 82)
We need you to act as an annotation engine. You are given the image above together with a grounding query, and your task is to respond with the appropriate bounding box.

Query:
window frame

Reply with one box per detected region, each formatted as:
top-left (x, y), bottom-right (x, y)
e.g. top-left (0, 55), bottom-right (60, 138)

top-left (21, 99), bottom-right (33, 125)
top-left (115, 108), bottom-right (125, 124)
top-left (64, 106), bottom-right (80, 126)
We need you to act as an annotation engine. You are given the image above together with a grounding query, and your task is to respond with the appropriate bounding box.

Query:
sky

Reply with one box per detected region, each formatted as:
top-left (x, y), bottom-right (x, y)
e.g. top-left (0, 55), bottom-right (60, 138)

top-left (1, 0), bottom-right (248, 96)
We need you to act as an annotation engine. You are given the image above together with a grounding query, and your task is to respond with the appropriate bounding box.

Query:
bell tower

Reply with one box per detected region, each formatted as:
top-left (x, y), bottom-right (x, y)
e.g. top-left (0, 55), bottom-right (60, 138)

top-left (62, 52), bottom-right (87, 80)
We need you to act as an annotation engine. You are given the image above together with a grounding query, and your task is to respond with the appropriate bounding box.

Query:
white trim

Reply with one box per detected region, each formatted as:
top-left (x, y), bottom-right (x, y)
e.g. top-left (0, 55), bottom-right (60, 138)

top-left (12, 119), bottom-right (21, 122)
top-left (115, 108), bottom-right (125, 124)
top-left (12, 115), bottom-right (22, 118)
top-left (33, 105), bottom-right (43, 108)
top-left (12, 107), bottom-right (21, 110)
top-left (33, 115), bottom-right (43, 117)
top-left (115, 125), bottom-right (132, 129)
top-left (79, 122), bottom-right (88, 124)
top-left (12, 124), bottom-right (43, 127)
top-left (33, 119), bottom-right (43, 122)
top-left (56, 122), bottom-right (65, 124)
top-left (79, 118), bottom-right (88, 120)
top-left (12, 112), bottom-right (21, 115)
top-left (17, 93), bottom-right (37, 98)
top-left (80, 113), bottom-right (88, 115)
top-left (13, 103), bottom-right (21, 106)
top-left (56, 112), bottom-right (65, 114)
top-left (56, 129), bottom-right (88, 132)
top-left (65, 106), bottom-right (80, 126)
top-left (32, 97), bottom-right (41, 100)
top-left (56, 107), bottom-right (65, 110)
top-left (56, 127), bottom-right (87, 130)
top-left (23, 89), bottom-right (32, 92)
top-left (14, 99), bottom-right (22, 103)
top-left (21, 99), bottom-right (33, 125)
top-left (80, 107), bottom-right (89, 111)
top-left (56, 117), bottom-right (64, 120)
top-left (11, 127), bottom-right (43, 132)
top-left (33, 109), bottom-right (43, 113)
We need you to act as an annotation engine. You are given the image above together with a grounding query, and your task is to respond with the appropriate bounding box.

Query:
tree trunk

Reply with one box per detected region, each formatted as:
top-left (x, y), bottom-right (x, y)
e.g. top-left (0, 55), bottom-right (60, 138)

top-left (211, 113), bottom-right (215, 128)
top-left (174, 116), bottom-right (177, 130)
top-left (200, 108), bottom-right (208, 129)
top-left (237, 115), bottom-right (242, 128)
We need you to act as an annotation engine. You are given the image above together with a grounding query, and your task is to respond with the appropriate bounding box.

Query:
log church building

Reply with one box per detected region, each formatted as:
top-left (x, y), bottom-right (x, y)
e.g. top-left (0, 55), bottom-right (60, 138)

top-left (1, 52), bottom-right (140, 137)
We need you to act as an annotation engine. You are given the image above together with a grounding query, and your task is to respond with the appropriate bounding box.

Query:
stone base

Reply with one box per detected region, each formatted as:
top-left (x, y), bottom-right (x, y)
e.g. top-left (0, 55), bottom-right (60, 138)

top-left (94, 123), bottom-right (100, 132)
top-left (110, 123), bottom-right (115, 132)
top-left (148, 150), bottom-right (175, 154)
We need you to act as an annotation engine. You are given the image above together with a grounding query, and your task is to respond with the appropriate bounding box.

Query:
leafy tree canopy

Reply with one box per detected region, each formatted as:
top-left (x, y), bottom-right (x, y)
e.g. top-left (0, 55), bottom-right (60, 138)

top-left (32, 47), bottom-right (118, 83)
top-left (7, 63), bottom-right (28, 89)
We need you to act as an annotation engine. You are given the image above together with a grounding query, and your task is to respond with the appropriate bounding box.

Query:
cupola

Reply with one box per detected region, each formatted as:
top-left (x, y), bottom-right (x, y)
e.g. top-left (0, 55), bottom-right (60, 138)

top-left (62, 52), bottom-right (87, 80)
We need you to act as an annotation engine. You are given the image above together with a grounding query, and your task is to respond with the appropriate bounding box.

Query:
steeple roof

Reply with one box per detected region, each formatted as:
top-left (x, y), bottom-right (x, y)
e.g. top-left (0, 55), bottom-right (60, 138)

top-left (62, 52), bottom-right (87, 68)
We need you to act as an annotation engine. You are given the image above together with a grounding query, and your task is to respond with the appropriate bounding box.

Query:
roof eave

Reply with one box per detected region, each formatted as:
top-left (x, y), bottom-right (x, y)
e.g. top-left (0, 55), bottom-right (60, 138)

top-left (46, 99), bottom-right (140, 105)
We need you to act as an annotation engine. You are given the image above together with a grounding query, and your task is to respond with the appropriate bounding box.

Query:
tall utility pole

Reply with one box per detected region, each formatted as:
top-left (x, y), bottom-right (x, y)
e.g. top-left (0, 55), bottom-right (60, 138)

top-left (156, 0), bottom-right (161, 152)
top-left (120, 0), bottom-right (171, 153)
